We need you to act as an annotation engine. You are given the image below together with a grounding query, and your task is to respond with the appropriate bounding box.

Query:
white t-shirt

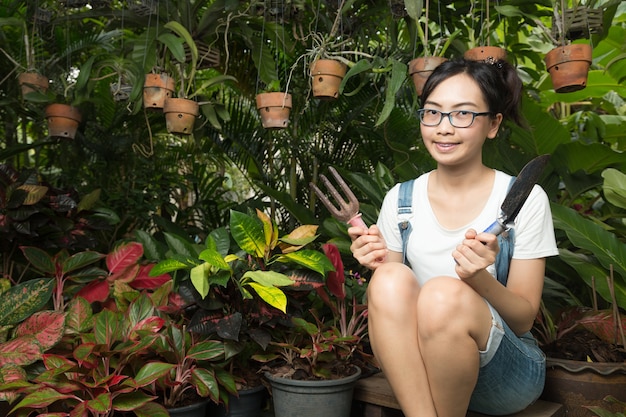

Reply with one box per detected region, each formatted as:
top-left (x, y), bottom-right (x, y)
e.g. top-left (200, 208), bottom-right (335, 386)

top-left (377, 170), bottom-right (559, 286)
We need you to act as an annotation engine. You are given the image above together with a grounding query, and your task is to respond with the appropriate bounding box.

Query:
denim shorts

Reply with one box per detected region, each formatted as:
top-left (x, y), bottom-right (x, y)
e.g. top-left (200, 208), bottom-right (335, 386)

top-left (468, 302), bottom-right (546, 415)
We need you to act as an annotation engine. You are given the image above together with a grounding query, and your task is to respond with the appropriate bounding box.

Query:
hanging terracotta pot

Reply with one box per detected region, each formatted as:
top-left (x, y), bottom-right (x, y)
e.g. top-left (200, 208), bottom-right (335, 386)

top-left (18, 72), bottom-right (49, 97)
top-left (163, 97), bottom-right (199, 135)
top-left (143, 73), bottom-right (175, 110)
top-left (544, 44), bottom-right (592, 93)
top-left (464, 46), bottom-right (507, 62)
top-left (310, 59), bottom-right (347, 100)
top-left (45, 104), bottom-right (82, 139)
top-left (255, 92), bottom-right (292, 129)
top-left (408, 57), bottom-right (447, 96)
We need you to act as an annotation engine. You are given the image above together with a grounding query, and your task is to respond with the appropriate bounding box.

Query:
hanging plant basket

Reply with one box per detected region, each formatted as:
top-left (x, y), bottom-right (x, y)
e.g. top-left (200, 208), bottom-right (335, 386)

top-left (464, 46), bottom-right (507, 62)
top-left (45, 104), bottom-right (82, 139)
top-left (143, 73), bottom-right (175, 110)
top-left (110, 82), bottom-right (133, 102)
top-left (553, 7), bottom-right (603, 41)
top-left (310, 59), bottom-right (347, 100)
top-left (408, 57), bottom-right (447, 96)
top-left (18, 72), bottom-right (49, 97)
top-left (163, 97), bottom-right (199, 135)
top-left (256, 92), bottom-right (292, 129)
top-left (544, 44), bottom-right (592, 93)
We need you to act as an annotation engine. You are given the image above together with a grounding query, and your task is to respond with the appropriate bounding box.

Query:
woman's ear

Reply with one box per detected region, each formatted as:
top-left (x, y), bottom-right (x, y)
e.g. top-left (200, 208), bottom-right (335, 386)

top-left (487, 113), bottom-right (504, 139)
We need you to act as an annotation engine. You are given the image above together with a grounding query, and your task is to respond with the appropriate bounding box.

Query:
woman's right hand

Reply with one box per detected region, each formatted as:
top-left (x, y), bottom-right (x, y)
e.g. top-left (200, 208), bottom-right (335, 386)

top-left (348, 224), bottom-right (388, 269)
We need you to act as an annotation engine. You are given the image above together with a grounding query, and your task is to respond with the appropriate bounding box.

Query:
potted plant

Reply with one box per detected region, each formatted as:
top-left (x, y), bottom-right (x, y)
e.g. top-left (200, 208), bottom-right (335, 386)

top-left (533, 168), bottom-right (626, 416)
top-left (405, 0), bottom-right (459, 96)
top-left (148, 209), bottom-right (336, 414)
top-left (254, 242), bottom-right (370, 417)
top-left (143, 316), bottom-right (236, 416)
top-left (255, 80), bottom-right (293, 129)
top-left (0, 16), bottom-right (49, 98)
top-left (523, 2), bottom-right (594, 93)
top-left (142, 21), bottom-right (235, 134)
top-left (463, 0), bottom-right (508, 62)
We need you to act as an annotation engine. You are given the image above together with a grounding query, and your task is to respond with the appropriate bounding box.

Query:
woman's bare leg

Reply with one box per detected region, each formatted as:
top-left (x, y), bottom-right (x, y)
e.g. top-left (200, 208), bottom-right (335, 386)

top-left (367, 263), bottom-right (437, 417)
top-left (417, 277), bottom-right (493, 417)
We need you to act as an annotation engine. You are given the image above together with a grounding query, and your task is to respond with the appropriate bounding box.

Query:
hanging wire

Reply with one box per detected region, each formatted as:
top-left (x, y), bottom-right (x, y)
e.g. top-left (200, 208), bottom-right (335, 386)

top-left (485, 0), bottom-right (490, 46)
top-left (255, 8), bottom-right (267, 95)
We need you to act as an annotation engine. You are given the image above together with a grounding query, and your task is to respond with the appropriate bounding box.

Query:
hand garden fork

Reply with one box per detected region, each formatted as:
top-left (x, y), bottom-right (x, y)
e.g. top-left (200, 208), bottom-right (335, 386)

top-left (309, 167), bottom-right (368, 228)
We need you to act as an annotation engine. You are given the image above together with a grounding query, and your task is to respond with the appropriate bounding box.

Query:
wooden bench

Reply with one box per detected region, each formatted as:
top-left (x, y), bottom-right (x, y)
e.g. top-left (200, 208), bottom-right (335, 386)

top-left (353, 372), bottom-right (565, 417)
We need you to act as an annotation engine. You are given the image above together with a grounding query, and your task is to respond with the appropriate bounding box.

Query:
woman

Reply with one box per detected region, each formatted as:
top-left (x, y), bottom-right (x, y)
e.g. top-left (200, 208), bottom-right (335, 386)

top-left (349, 58), bottom-right (558, 417)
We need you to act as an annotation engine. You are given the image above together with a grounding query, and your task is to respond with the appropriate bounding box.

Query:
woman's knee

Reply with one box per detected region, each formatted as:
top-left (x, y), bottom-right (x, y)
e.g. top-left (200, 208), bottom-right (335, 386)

top-left (417, 277), bottom-right (478, 331)
top-left (367, 262), bottom-right (418, 310)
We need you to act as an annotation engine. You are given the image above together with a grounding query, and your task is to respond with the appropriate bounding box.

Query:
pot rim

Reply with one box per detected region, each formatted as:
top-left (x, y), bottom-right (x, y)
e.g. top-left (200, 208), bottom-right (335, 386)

top-left (546, 357), bottom-right (626, 375)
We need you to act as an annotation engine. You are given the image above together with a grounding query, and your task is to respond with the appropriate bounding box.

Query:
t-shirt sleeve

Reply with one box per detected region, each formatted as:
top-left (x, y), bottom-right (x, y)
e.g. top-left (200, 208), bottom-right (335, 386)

top-left (512, 185), bottom-right (559, 259)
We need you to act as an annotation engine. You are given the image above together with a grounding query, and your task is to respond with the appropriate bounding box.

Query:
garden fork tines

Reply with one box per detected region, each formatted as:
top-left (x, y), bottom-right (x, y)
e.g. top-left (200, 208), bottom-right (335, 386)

top-left (309, 167), bottom-right (367, 228)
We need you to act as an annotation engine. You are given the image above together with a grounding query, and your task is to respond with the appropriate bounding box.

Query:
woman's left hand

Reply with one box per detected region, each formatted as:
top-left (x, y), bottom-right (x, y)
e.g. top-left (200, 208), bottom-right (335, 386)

top-left (452, 229), bottom-right (498, 280)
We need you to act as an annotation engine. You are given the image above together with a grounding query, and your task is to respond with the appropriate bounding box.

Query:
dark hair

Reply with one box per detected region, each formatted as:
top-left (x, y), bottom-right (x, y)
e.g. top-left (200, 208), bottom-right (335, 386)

top-left (420, 58), bottom-right (524, 127)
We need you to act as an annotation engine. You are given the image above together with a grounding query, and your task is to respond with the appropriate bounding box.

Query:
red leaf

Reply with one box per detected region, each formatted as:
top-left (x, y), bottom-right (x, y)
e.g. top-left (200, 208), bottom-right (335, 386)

top-left (130, 317), bottom-right (165, 340)
top-left (0, 336), bottom-right (42, 367)
top-left (106, 242), bottom-right (143, 274)
top-left (107, 263), bottom-right (139, 283)
top-left (15, 311), bottom-right (65, 350)
top-left (130, 264), bottom-right (171, 289)
top-left (76, 280), bottom-right (110, 303)
top-left (578, 310), bottom-right (626, 345)
top-left (322, 243), bottom-right (345, 299)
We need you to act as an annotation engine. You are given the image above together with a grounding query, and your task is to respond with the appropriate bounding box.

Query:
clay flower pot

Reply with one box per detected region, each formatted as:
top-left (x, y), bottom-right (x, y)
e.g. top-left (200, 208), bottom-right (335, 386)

top-left (143, 73), bottom-right (175, 110)
top-left (310, 59), bottom-right (347, 100)
top-left (464, 46), bottom-right (507, 62)
top-left (408, 56), bottom-right (447, 96)
top-left (18, 72), bottom-right (49, 97)
top-left (256, 92), bottom-right (292, 129)
top-left (544, 44), bottom-right (592, 93)
top-left (45, 104), bottom-right (82, 139)
top-left (163, 97), bottom-right (199, 135)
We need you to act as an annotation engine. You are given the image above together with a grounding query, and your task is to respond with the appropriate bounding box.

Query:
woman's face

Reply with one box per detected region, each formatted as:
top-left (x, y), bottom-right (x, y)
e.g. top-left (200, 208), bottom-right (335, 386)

top-left (420, 73), bottom-right (502, 168)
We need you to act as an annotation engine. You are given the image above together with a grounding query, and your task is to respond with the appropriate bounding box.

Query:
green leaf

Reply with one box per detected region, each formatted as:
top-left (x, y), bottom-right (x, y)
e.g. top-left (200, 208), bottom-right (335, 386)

top-left (0, 278), bottom-right (55, 326)
top-left (191, 263), bottom-right (211, 298)
top-left (150, 258), bottom-right (194, 276)
top-left (112, 391), bottom-right (157, 412)
top-left (198, 247), bottom-right (230, 270)
top-left (602, 168), bottom-right (626, 210)
top-left (246, 281), bottom-right (288, 313)
top-left (133, 362), bottom-right (176, 387)
top-left (187, 340), bottom-right (224, 361)
top-left (10, 387), bottom-right (73, 411)
top-left (243, 270), bottom-right (293, 287)
top-left (191, 367), bottom-right (219, 401)
top-left (230, 210), bottom-right (266, 258)
top-left (20, 247), bottom-right (55, 274)
top-left (134, 230), bottom-right (164, 261)
top-left (551, 203), bottom-right (626, 309)
top-left (374, 59), bottom-right (407, 126)
top-left (277, 250), bottom-right (335, 276)
top-left (62, 251), bottom-right (104, 275)
top-left (164, 232), bottom-right (199, 259)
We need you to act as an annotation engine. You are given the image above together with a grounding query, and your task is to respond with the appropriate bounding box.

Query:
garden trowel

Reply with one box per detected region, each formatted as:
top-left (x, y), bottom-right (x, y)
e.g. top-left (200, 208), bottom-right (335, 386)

top-left (484, 154), bottom-right (551, 236)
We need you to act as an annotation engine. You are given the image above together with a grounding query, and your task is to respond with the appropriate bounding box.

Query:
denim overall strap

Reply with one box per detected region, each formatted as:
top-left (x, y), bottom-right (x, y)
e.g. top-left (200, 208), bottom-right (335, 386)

top-left (398, 180), bottom-right (415, 267)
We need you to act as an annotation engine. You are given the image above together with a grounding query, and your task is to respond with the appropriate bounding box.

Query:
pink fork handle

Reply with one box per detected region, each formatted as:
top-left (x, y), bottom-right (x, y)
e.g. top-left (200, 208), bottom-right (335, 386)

top-left (347, 213), bottom-right (367, 228)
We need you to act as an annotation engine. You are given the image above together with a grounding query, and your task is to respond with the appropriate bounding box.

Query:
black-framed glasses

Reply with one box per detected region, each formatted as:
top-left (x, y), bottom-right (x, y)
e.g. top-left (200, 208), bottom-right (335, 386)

top-left (417, 109), bottom-right (493, 128)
